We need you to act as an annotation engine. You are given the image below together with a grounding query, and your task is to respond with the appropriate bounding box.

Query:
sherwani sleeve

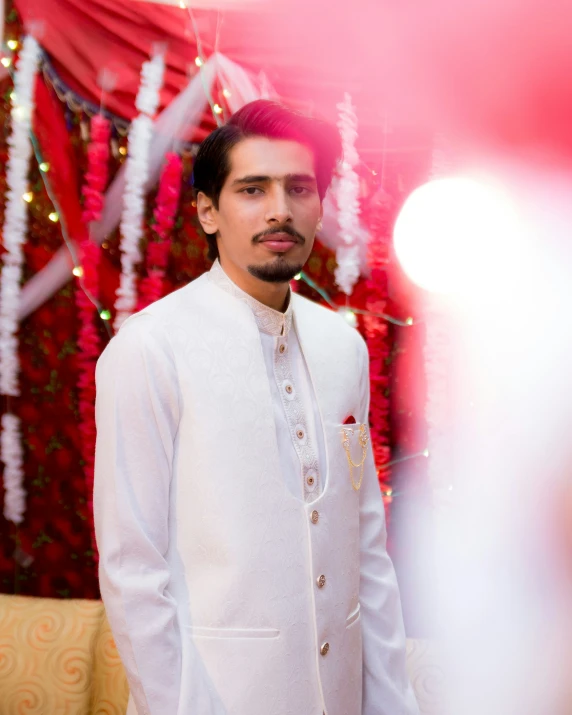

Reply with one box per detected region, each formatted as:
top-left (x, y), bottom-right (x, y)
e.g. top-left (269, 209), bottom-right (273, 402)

top-left (93, 315), bottom-right (181, 715)
top-left (357, 337), bottom-right (420, 715)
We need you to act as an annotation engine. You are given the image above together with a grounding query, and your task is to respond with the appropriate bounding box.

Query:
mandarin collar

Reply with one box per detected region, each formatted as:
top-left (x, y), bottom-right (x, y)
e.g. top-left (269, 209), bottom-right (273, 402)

top-left (208, 259), bottom-right (294, 337)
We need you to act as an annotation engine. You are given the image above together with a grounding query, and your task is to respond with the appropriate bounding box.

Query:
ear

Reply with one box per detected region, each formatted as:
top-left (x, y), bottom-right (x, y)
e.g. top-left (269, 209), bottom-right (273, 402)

top-left (196, 192), bottom-right (219, 235)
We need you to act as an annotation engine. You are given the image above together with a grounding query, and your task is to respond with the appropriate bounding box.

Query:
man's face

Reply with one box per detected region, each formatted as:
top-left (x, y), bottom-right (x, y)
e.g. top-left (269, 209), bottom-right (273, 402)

top-left (197, 136), bottom-right (322, 284)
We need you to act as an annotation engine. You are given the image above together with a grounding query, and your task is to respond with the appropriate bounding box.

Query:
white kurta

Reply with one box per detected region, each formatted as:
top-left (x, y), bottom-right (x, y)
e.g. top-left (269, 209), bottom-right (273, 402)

top-left (209, 260), bottom-right (325, 502)
top-left (93, 261), bottom-right (419, 715)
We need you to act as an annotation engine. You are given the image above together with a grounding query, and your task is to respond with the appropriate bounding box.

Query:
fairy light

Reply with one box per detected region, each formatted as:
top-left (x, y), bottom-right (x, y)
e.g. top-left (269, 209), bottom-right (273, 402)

top-left (48, 212), bottom-right (59, 223)
top-left (39, 162), bottom-right (50, 173)
top-left (222, 88), bottom-right (232, 98)
top-left (99, 309), bottom-right (111, 321)
top-left (11, 106), bottom-right (28, 122)
top-left (339, 307), bottom-right (358, 328)
top-left (194, 56), bottom-right (204, 67)
top-left (22, 192), bottom-right (33, 203)
top-left (72, 266), bottom-right (84, 278)
top-left (118, 146), bottom-right (127, 156)
top-left (7, 40), bottom-right (18, 51)
top-left (213, 104), bottom-right (223, 115)
top-left (298, 270), bottom-right (418, 327)
top-left (294, 273), bottom-right (302, 280)
top-left (1, 57), bottom-right (12, 68)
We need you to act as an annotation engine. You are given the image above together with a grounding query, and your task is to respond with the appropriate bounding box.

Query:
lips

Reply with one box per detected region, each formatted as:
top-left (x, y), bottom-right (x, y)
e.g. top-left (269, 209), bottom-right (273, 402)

top-left (259, 233), bottom-right (299, 244)
top-left (258, 232), bottom-right (300, 253)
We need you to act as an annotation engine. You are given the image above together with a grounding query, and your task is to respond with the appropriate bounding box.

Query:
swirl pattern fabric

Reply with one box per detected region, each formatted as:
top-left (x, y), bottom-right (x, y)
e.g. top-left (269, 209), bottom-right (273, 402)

top-left (0, 594), bottom-right (128, 715)
top-left (0, 593), bottom-right (440, 714)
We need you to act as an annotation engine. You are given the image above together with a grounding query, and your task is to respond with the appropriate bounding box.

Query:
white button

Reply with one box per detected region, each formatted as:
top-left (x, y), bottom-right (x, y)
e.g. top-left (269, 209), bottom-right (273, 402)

top-left (305, 468), bottom-right (317, 492)
top-left (282, 380), bottom-right (295, 400)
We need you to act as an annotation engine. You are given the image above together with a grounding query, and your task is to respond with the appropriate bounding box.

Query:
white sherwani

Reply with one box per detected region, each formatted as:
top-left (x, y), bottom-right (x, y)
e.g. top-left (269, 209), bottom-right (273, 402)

top-left (93, 260), bottom-right (418, 715)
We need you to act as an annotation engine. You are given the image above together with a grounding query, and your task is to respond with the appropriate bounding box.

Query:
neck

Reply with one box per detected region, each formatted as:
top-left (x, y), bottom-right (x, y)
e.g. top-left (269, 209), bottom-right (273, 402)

top-left (218, 257), bottom-right (290, 312)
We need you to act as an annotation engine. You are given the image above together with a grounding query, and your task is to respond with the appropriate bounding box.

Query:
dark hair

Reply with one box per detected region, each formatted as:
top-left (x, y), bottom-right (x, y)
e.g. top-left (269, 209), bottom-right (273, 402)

top-left (193, 99), bottom-right (342, 261)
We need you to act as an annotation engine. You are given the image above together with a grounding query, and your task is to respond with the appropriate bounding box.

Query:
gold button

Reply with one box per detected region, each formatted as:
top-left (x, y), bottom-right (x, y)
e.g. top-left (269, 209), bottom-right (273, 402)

top-left (306, 475), bottom-right (315, 486)
top-left (311, 510), bottom-right (319, 524)
top-left (317, 574), bottom-right (326, 588)
top-left (297, 429), bottom-right (304, 439)
top-left (285, 384), bottom-right (293, 394)
top-left (279, 344), bottom-right (286, 354)
top-left (320, 642), bottom-right (330, 656)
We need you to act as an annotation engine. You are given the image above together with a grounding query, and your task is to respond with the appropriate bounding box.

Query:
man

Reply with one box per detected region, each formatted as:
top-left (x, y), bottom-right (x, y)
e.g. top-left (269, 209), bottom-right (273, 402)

top-left (94, 100), bottom-right (418, 715)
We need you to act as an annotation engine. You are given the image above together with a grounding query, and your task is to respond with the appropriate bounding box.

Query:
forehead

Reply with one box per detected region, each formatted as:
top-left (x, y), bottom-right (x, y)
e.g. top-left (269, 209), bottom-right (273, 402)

top-left (225, 136), bottom-right (316, 181)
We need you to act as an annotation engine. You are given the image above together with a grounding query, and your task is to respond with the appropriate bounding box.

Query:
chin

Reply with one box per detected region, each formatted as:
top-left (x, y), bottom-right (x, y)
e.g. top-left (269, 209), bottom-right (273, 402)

top-left (247, 257), bottom-right (304, 284)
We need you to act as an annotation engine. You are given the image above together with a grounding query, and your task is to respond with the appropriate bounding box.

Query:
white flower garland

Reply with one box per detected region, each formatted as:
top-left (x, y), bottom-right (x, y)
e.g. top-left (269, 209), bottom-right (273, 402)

top-left (0, 35), bottom-right (41, 524)
top-left (334, 92), bottom-right (362, 296)
top-left (2, 413), bottom-right (25, 524)
top-left (114, 51), bottom-right (165, 330)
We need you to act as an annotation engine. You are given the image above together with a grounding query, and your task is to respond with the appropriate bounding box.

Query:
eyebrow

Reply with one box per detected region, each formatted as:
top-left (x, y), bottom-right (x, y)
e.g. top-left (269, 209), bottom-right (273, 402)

top-left (231, 173), bottom-right (317, 187)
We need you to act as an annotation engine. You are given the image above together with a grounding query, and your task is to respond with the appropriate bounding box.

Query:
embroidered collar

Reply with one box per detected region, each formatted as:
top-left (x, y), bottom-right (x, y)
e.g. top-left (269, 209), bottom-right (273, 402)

top-left (208, 259), bottom-right (294, 337)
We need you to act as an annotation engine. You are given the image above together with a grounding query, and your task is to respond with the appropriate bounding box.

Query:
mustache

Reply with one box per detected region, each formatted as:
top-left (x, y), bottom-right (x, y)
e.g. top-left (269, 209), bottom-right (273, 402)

top-left (252, 225), bottom-right (306, 245)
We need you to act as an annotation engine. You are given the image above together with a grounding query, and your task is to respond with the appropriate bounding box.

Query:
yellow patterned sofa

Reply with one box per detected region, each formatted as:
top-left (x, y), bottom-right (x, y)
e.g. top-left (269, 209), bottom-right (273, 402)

top-left (0, 593), bottom-right (442, 714)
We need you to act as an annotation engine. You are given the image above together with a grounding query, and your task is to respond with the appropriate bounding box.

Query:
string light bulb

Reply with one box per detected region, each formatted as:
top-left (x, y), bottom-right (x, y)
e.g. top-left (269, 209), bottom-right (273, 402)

top-left (1, 57), bottom-right (12, 68)
top-left (339, 307), bottom-right (358, 328)
top-left (294, 273), bottom-right (302, 280)
top-left (7, 40), bottom-right (18, 51)
top-left (39, 162), bottom-right (50, 173)
top-left (99, 309), bottom-right (111, 321)
top-left (22, 192), bottom-right (33, 203)
top-left (48, 212), bottom-right (59, 223)
top-left (423, 449), bottom-right (430, 458)
top-left (118, 146), bottom-right (127, 156)
top-left (195, 57), bottom-right (204, 67)
top-left (72, 266), bottom-right (84, 278)
top-left (405, 317), bottom-right (414, 326)
top-left (179, 0), bottom-right (187, 7)
top-left (213, 104), bottom-right (223, 115)
top-left (11, 106), bottom-right (29, 122)
top-left (222, 88), bottom-right (232, 98)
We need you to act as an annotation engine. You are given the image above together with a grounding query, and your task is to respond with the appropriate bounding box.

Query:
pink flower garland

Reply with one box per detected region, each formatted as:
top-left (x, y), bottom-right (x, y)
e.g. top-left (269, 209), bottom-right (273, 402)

top-left (137, 152), bottom-right (183, 310)
top-left (363, 193), bottom-right (393, 505)
top-left (76, 115), bottom-right (110, 559)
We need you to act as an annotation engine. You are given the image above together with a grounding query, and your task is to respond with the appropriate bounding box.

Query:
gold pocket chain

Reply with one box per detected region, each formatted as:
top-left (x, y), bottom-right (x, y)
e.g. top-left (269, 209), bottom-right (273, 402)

top-left (341, 424), bottom-right (369, 492)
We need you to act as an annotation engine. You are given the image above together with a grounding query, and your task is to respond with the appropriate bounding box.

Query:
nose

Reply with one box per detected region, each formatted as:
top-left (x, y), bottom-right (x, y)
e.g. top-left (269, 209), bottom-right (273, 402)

top-left (265, 187), bottom-right (293, 225)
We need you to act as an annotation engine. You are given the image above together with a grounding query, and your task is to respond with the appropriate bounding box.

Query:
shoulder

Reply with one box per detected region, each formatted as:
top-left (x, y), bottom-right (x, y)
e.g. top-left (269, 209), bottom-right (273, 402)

top-left (99, 274), bottom-right (210, 360)
top-left (292, 292), bottom-right (368, 358)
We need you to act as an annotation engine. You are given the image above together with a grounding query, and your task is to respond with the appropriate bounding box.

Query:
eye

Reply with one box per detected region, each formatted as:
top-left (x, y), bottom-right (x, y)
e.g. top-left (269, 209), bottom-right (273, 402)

top-left (241, 186), bottom-right (263, 196)
top-left (290, 186), bottom-right (313, 196)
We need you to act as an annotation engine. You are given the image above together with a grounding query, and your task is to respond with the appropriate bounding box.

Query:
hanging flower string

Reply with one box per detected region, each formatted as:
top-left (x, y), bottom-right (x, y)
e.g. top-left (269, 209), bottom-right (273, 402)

top-left (363, 193), bottom-right (393, 506)
top-left (114, 50), bottom-right (165, 330)
top-left (137, 152), bottom-right (183, 311)
top-left (0, 35), bottom-right (41, 526)
top-left (75, 114), bottom-right (110, 557)
top-left (334, 92), bottom-right (362, 296)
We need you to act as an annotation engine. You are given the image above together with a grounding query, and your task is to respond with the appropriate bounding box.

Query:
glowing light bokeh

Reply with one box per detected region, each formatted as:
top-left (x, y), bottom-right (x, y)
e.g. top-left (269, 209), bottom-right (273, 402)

top-left (393, 176), bottom-right (522, 296)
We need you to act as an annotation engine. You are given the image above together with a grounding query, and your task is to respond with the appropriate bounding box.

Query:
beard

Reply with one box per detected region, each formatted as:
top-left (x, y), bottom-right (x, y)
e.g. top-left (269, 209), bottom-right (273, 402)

top-left (247, 255), bottom-right (304, 284)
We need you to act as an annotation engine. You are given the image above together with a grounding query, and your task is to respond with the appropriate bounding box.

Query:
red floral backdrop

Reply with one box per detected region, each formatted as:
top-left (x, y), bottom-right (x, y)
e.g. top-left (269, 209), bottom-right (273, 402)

top-left (0, 5), bottom-right (429, 600)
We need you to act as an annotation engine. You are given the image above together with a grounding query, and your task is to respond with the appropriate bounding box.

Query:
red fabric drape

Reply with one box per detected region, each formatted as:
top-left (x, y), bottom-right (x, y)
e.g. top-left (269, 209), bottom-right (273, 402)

top-left (32, 76), bottom-right (87, 253)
